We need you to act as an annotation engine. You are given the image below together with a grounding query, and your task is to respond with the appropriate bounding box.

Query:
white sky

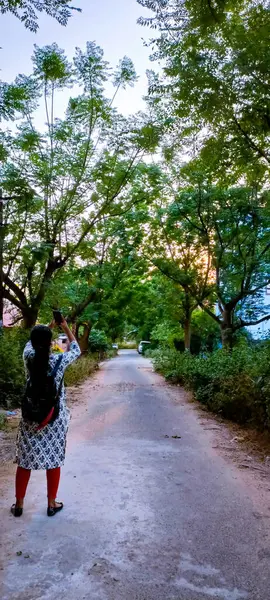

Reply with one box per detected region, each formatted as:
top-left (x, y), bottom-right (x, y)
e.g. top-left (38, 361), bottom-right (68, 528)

top-left (0, 0), bottom-right (153, 121)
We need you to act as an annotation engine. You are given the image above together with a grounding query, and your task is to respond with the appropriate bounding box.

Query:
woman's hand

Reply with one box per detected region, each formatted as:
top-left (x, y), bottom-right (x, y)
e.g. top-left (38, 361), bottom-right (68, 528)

top-left (48, 320), bottom-right (56, 330)
top-left (60, 318), bottom-right (69, 330)
top-left (60, 319), bottom-right (76, 343)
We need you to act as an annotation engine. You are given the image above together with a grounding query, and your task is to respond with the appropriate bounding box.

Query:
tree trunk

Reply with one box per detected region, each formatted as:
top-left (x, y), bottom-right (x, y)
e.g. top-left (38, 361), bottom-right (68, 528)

top-left (76, 321), bottom-right (91, 353)
top-left (184, 318), bottom-right (191, 351)
top-left (221, 309), bottom-right (234, 349)
top-left (22, 308), bottom-right (38, 329)
top-left (182, 288), bottom-right (194, 352)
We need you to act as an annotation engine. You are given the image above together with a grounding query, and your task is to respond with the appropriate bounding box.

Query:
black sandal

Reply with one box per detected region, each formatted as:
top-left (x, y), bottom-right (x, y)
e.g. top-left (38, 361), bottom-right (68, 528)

top-left (47, 502), bottom-right (64, 517)
top-left (11, 504), bottom-right (23, 517)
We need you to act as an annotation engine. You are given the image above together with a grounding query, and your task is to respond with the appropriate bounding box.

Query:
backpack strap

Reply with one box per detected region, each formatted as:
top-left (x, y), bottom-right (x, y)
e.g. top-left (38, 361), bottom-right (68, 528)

top-left (51, 354), bottom-right (65, 401)
top-left (51, 354), bottom-right (63, 378)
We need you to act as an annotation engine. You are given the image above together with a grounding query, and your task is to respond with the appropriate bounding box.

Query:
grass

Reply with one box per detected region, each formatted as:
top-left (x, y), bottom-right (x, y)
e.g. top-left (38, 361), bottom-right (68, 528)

top-left (0, 413), bottom-right (8, 430)
top-left (64, 354), bottom-right (98, 387)
top-left (0, 413), bottom-right (7, 431)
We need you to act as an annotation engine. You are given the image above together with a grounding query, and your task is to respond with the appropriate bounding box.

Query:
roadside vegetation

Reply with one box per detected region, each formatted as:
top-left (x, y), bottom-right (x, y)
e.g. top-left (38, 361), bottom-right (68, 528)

top-left (64, 355), bottom-right (98, 388)
top-left (151, 342), bottom-right (270, 429)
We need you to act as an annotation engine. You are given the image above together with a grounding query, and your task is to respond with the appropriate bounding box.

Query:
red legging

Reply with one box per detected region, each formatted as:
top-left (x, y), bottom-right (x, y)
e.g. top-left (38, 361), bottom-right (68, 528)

top-left (16, 466), bottom-right (60, 501)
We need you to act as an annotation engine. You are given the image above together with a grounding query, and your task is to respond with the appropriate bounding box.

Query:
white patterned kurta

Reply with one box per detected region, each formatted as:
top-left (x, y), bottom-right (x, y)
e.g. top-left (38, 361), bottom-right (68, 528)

top-left (16, 340), bottom-right (81, 470)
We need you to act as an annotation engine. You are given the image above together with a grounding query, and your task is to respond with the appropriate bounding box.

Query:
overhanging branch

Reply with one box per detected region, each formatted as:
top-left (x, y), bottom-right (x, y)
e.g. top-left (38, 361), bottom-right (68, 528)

top-left (235, 314), bottom-right (270, 330)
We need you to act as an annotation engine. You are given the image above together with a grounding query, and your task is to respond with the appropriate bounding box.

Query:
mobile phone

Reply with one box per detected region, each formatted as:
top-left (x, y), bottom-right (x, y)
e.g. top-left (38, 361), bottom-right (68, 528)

top-left (53, 310), bottom-right (63, 325)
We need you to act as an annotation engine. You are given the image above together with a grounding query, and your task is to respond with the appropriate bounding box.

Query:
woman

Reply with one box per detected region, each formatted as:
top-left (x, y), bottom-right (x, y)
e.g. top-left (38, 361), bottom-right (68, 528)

top-left (12, 318), bottom-right (81, 517)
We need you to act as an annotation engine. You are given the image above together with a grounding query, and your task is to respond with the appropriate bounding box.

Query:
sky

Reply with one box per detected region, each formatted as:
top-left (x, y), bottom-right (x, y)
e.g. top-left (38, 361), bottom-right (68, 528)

top-left (0, 0), bottom-right (153, 120)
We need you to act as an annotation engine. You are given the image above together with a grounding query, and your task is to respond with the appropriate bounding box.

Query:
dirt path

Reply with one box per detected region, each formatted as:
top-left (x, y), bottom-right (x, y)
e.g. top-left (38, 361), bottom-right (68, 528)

top-left (0, 351), bottom-right (270, 600)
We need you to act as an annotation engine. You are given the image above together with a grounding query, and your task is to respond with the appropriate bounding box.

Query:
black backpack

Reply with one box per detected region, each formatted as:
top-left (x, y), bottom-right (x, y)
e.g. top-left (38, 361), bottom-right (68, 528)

top-left (22, 355), bottom-right (64, 424)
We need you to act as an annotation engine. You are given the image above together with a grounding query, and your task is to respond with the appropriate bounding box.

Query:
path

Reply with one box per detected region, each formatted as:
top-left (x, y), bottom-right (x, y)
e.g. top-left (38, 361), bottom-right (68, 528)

top-left (0, 350), bottom-right (270, 600)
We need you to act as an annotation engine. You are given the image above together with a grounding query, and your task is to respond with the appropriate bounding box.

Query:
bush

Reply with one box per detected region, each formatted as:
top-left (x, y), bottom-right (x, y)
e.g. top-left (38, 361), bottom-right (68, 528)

top-left (105, 346), bottom-right (118, 359)
top-left (191, 310), bottom-right (221, 352)
top-left (64, 354), bottom-right (97, 386)
top-left (151, 321), bottom-right (183, 348)
top-left (151, 341), bottom-right (270, 429)
top-left (0, 328), bottom-right (29, 408)
top-left (88, 329), bottom-right (109, 355)
top-left (0, 412), bottom-right (8, 430)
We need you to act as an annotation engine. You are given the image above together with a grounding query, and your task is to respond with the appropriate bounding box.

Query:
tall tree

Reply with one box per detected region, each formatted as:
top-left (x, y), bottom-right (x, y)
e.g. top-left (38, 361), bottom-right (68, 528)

top-left (137, 0), bottom-right (270, 349)
top-left (138, 165), bottom-right (213, 349)
top-left (138, 0), bottom-right (270, 181)
top-left (167, 184), bottom-right (270, 347)
top-left (1, 43), bottom-right (159, 327)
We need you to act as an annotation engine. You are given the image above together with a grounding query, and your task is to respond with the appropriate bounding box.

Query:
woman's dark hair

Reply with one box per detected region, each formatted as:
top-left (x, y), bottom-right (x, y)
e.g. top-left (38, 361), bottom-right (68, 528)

top-left (29, 325), bottom-right (52, 382)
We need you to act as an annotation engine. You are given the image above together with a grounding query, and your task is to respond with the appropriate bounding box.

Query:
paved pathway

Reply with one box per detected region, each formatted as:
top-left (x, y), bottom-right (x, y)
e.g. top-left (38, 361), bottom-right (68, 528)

top-left (0, 350), bottom-right (270, 599)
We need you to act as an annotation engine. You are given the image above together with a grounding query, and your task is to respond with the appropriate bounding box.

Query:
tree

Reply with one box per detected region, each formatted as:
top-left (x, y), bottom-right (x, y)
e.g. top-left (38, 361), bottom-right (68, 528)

top-left (32, 166), bottom-right (156, 350)
top-left (119, 273), bottom-right (184, 344)
top-left (0, 0), bottom-right (81, 32)
top-left (0, 1), bottom-right (80, 120)
top-left (138, 1), bottom-right (245, 31)
top-left (40, 211), bottom-right (148, 350)
top-left (1, 42), bottom-right (159, 328)
top-left (137, 0), bottom-right (270, 349)
top-left (150, 230), bottom-right (210, 351)
top-left (138, 0), bottom-right (270, 182)
top-left (138, 166), bottom-right (213, 350)
top-left (167, 184), bottom-right (270, 347)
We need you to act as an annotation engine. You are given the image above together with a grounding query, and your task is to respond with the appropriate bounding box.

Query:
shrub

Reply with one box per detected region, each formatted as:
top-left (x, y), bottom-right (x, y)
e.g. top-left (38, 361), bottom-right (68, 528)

top-left (151, 321), bottom-right (183, 348)
top-left (105, 346), bottom-right (118, 359)
top-left (151, 341), bottom-right (270, 429)
top-left (191, 310), bottom-right (221, 352)
top-left (88, 329), bottom-right (109, 355)
top-left (0, 412), bottom-right (8, 430)
top-left (64, 354), bottom-right (97, 386)
top-left (0, 328), bottom-right (29, 408)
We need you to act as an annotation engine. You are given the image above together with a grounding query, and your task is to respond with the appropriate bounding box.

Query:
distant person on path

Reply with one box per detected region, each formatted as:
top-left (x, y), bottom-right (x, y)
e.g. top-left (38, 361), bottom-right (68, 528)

top-left (11, 318), bottom-right (81, 517)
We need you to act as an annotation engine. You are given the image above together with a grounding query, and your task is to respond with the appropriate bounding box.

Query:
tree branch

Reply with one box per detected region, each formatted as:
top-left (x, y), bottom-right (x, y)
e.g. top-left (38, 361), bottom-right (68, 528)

top-left (232, 116), bottom-right (270, 164)
top-left (235, 313), bottom-right (270, 330)
top-left (67, 290), bottom-right (97, 322)
top-left (3, 288), bottom-right (25, 312)
top-left (3, 275), bottom-right (27, 306)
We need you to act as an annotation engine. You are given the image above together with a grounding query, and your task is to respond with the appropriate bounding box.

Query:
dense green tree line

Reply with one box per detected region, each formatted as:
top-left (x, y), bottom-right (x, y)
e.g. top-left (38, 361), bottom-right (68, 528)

top-left (1, 0), bottom-right (270, 354)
